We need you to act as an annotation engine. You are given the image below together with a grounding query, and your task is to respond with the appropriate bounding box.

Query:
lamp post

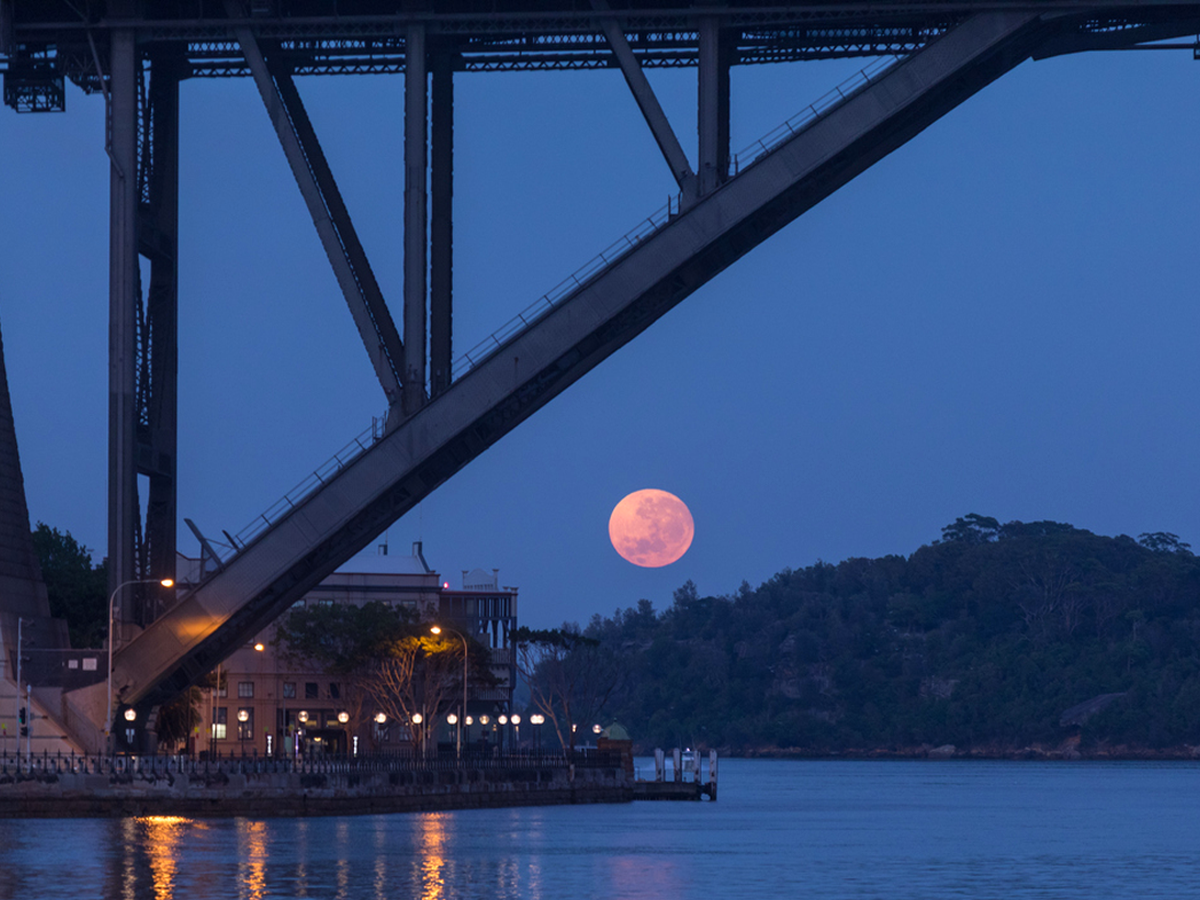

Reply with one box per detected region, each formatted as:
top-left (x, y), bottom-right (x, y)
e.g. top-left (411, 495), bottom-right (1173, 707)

top-left (237, 708), bottom-right (249, 756)
top-left (107, 578), bottom-right (173, 750)
top-left (530, 713), bottom-right (544, 755)
top-left (430, 624), bottom-right (468, 759)
top-left (297, 710), bottom-right (308, 759)
top-left (411, 712), bottom-right (424, 756)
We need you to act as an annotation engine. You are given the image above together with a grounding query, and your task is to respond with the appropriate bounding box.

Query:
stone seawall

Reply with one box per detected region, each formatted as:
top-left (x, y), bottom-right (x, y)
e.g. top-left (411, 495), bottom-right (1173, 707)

top-left (0, 760), bottom-right (632, 818)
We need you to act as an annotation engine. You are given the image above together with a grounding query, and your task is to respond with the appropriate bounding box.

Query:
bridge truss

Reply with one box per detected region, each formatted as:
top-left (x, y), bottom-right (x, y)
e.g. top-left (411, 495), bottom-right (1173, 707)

top-left (2, 1), bottom-right (1198, 750)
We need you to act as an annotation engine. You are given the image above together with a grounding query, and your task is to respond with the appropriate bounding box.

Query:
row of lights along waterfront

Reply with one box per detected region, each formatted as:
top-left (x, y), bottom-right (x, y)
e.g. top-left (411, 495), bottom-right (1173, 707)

top-left (104, 607), bottom-right (594, 755)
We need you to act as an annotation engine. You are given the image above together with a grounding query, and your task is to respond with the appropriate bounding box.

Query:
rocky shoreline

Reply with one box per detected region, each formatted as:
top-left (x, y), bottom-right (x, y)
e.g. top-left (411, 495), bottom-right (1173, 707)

top-left (683, 743), bottom-right (1200, 761)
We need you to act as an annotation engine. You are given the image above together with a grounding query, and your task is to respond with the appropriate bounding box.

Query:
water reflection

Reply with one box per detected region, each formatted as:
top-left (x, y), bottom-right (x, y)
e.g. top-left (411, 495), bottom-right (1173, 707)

top-left (236, 820), bottom-right (268, 900)
top-left (123, 815), bottom-right (197, 900)
top-left (372, 817), bottom-right (390, 899)
top-left (606, 854), bottom-right (683, 898)
top-left (417, 813), bottom-right (448, 900)
top-left (10, 761), bottom-right (1199, 900)
top-left (335, 819), bottom-right (352, 899)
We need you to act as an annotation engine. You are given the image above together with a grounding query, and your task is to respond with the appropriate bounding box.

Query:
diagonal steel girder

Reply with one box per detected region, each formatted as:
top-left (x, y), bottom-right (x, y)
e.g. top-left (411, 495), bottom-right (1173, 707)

top-left (75, 9), bottom-right (1052, 732)
top-left (591, 0), bottom-right (697, 201)
top-left (231, 9), bottom-right (406, 407)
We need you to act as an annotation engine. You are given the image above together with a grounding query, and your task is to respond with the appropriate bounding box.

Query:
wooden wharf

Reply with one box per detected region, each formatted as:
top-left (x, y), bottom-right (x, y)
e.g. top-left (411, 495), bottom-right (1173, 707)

top-left (633, 748), bottom-right (717, 801)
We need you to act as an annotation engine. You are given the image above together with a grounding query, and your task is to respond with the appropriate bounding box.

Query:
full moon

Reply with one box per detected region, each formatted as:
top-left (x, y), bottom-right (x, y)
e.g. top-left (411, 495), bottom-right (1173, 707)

top-left (608, 489), bottom-right (695, 568)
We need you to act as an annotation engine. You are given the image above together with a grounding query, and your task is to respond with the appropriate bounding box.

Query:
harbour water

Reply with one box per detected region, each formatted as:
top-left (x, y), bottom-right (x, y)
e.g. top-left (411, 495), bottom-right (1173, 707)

top-left (1, 758), bottom-right (1198, 899)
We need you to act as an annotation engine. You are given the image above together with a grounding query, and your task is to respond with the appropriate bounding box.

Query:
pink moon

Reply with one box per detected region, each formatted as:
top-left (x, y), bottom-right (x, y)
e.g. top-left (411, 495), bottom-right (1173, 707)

top-left (608, 489), bottom-right (695, 568)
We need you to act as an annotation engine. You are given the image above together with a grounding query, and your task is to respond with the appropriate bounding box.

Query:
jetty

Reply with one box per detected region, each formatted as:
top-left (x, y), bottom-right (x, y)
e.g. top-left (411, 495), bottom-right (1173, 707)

top-left (633, 748), bottom-right (717, 801)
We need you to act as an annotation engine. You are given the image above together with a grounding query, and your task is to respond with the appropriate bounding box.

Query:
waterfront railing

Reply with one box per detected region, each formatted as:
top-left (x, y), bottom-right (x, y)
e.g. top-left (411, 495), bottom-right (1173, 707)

top-left (0, 748), bottom-right (623, 780)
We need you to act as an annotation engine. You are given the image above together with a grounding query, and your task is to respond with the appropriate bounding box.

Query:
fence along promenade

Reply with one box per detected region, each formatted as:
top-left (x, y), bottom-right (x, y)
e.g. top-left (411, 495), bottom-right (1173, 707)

top-left (0, 748), bottom-right (631, 818)
top-left (0, 747), bottom-right (623, 778)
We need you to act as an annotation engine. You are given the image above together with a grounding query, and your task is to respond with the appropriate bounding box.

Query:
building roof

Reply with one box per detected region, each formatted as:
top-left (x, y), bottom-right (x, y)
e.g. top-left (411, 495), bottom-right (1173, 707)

top-left (334, 548), bottom-right (432, 577)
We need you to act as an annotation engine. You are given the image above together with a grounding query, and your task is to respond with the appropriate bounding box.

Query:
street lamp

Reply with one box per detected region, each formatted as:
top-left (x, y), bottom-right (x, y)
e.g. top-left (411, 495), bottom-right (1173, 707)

top-left (430, 624), bottom-right (468, 759)
top-left (297, 710), bottom-right (308, 759)
top-left (122, 707), bottom-right (137, 749)
top-left (107, 578), bottom-right (173, 748)
top-left (411, 711), bottom-right (424, 754)
top-left (530, 713), bottom-right (544, 754)
top-left (237, 709), bottom-right (249, 756)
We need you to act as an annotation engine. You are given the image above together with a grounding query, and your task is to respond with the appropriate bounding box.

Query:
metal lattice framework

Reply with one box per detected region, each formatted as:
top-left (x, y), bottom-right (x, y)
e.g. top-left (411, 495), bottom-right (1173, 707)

top-left (2, 2), bottom-right (1200, 752)
top-left (4, 3), bottom-right (1199, 100)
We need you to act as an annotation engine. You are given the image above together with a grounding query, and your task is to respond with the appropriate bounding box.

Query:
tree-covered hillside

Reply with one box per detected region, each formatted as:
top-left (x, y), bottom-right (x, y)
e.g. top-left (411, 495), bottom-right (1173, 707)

top-left (583, 516), bottom-right (1200, 755)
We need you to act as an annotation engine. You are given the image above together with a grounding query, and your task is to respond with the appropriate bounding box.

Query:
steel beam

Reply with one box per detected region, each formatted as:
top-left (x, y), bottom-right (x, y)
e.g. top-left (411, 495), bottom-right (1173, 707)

top-left (697, 14), bottom-right (732, 196)
top-left (84, 10), bottom-right (1050, 731)
top-left (0, 1), bottom-right (12, 56)
top-left (270, 67), bottom-right (406, 406)
top-left (430, 46), bottom-right (454, 399)
top-left (106, 22), bottom-right (139, 622)
top-left (137, 47), bottom-right (182, 621)
top-left (403, 23), bottom-right (429, 416)
top-left (229, 5), bottom-right (405, 406)
top-left (592, 0), bottom-right (696, 200)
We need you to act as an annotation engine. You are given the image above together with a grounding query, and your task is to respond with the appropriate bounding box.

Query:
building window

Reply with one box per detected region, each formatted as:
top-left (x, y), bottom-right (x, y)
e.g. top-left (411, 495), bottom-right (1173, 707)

top-left (212, 707), bottom-right (227, 740)
top-left (305, 682), bottom-right (319, 699)
top-left (329, 683), bottom-right (340, 700)
top-left (237, 708), bottom-right (254, 741)
top-left (238, 681), bottom-right (254, 699)
top-left (282, 682), bottom-right (296, 699)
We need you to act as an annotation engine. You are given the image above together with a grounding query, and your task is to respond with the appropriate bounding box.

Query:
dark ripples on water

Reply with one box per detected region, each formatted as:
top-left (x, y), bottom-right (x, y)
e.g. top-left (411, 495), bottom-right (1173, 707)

top-left (1, 759), bottom-right (1197, 899)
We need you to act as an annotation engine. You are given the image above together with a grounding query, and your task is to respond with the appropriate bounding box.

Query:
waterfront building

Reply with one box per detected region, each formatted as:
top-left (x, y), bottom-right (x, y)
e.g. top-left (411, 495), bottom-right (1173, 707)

top-left (177, 543), bottom-right (518, 757)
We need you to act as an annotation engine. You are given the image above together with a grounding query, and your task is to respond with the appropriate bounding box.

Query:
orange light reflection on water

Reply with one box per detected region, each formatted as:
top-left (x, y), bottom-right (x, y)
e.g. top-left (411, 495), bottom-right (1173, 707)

top-left (133, 815), bottom-right (196, 900)
top-left (237, 820), bottom-right (269, 900)
top-left (418, 813), bottom-right (449, 900)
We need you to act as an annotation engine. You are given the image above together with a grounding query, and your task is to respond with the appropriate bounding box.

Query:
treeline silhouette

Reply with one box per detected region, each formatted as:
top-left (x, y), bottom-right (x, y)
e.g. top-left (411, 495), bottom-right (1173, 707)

top-left (585, 516), bottom-right (1200, 754)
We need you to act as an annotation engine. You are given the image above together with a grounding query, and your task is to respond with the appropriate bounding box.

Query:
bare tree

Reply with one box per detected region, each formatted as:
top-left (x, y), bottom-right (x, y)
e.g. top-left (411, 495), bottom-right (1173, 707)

top-left (513, 625), bottom-right (623, 754)
top-left (274, 604), bottom-right (482, 756)
top-left (363, 634), bottom-right (462, 755)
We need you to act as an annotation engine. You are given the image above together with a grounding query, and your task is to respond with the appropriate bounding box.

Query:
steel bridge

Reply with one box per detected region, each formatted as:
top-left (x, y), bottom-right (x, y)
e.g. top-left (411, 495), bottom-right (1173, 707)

top-left (2, 1), bottom-right (1197, 750)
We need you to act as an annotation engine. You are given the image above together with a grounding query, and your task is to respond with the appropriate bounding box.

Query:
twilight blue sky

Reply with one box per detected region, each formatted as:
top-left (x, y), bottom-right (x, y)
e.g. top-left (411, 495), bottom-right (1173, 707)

top-left (1, 48), bottom-right (1198, 629)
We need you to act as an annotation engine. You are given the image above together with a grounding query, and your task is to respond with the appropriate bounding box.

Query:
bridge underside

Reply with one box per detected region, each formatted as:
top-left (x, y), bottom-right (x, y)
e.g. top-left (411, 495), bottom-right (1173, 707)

top-left (4, 2), bottom-right (1200, 749)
